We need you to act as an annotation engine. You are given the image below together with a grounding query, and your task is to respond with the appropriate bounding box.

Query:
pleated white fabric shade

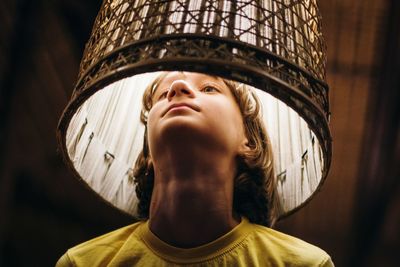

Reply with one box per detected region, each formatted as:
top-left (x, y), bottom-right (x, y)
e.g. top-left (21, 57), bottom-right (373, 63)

top-left (65, 72), bottom-right (324, 218)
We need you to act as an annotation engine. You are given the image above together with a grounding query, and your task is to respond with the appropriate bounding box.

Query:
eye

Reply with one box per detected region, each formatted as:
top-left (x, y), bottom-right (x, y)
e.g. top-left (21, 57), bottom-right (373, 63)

top-left (157, 90), bottom-right (168, 100)
top-left (201, 85), bottom-right (219, 93)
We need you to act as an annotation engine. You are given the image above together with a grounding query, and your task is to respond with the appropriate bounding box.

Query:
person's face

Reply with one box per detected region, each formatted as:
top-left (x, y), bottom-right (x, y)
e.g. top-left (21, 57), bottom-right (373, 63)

top-left (147, 72), bottom-right (249, 160)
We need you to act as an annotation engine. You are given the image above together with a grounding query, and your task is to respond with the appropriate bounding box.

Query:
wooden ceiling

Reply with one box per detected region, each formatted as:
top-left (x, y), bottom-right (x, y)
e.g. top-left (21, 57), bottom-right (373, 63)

top-left (0, 0), bottom-right (398, 266)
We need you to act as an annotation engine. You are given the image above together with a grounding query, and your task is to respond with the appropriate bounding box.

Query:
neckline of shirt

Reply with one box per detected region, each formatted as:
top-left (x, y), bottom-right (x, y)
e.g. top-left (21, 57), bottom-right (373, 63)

top-left (138, 217), bottom-right (253, 264)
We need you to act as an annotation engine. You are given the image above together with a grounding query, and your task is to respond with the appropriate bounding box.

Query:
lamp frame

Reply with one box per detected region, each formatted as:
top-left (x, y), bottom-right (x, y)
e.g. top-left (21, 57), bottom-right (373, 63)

top-left (57, 0), bottom-right (332, 219)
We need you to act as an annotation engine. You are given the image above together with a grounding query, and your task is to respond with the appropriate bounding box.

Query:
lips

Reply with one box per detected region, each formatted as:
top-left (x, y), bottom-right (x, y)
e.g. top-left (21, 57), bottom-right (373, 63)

top-left (162, 102), bottom-right (200, 116)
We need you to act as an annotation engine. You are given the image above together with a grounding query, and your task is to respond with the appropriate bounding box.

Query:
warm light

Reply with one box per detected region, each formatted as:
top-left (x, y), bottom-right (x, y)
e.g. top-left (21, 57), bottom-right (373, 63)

top-left (58, 0), bottom-right (331, 219)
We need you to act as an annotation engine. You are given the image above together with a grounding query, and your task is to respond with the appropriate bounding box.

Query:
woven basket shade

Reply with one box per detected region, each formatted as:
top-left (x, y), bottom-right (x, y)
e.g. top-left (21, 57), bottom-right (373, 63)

top-left (57, 0), bottom-right (331, 219)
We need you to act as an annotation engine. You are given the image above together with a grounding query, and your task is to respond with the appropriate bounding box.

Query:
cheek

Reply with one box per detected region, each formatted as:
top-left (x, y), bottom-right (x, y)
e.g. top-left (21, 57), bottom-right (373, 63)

top-left (146, 106), bottom-right (161, 144)
top-left (146, 102), bottom-right (162, 126)
top-left (208, 99), bottom-right (245, 135)
top-left (218, 99), bottom-right (242, 124)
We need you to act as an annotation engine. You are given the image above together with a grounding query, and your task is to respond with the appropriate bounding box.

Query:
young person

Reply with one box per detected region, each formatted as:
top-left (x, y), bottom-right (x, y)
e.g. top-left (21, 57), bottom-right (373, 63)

top-left (56, 72), bottom-right (334, 266)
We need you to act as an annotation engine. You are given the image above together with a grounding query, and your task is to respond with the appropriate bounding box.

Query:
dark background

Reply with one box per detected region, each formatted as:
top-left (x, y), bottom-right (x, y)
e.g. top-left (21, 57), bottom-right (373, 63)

top-left (0, 0), bottom-right (399, 266)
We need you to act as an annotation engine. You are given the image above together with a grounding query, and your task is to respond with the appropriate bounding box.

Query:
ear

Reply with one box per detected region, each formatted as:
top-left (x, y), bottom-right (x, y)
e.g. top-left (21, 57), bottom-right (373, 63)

top-left (145, 156), bottom-right (154, 176)
top-left (238, 137), bottom-right (251, 154)
top-left (147, 156), bottom-right (153, 168)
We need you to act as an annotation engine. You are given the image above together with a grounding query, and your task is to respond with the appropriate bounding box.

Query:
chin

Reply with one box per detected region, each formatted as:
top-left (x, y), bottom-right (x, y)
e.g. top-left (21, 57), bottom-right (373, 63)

top-left (161, 118), bottom-right (204, 138)
top-left (155, 119), bottom-right (215, 144)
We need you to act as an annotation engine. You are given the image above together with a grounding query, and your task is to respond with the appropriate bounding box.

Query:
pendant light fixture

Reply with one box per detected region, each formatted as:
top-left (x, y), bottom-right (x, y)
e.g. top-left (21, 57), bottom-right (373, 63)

top-left (57, 0), bottom-right (331, 219)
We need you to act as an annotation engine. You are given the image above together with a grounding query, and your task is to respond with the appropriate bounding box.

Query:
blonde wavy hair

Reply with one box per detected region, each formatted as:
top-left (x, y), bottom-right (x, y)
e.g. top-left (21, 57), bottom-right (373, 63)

top-left (133, 72), bottom-right (279, 226)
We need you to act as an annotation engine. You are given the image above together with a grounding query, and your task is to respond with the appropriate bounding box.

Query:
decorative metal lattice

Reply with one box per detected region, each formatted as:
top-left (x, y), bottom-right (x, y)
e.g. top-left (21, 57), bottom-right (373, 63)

top-left (57, 0), bottom-right (331, 219)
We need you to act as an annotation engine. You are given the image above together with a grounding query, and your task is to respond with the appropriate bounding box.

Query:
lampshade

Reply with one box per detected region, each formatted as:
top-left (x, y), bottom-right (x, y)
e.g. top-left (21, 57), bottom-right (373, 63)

top-left (57, 0), bottom-right (331, 219)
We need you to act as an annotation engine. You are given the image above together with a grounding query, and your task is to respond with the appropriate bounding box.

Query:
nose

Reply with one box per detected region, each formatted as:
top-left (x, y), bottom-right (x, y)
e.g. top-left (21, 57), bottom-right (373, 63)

top-left (167, 80), bottom-right (195, 101)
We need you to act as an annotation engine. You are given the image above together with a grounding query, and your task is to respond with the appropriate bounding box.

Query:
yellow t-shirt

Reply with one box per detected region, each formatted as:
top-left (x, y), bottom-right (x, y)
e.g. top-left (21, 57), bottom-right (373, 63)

top-left (56, 217), bottom-right (334, 266)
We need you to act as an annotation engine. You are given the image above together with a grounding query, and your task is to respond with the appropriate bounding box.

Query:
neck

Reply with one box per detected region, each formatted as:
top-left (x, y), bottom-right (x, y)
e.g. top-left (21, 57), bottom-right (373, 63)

top-left (148, 148), bottom-right (240, 248)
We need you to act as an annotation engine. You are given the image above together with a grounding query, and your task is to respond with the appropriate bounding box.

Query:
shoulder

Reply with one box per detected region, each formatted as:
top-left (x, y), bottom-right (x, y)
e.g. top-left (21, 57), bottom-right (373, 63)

top-left (56, 221), bottom-right (145, 267)
top-left (70, 221), bottom-right (144, 253)
top-left (245, 223), bottom-right (334, 266)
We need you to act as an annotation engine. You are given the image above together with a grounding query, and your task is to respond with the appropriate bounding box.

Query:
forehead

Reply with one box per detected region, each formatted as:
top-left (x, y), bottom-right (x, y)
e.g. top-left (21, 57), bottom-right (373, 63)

top-left (155, 72), bottom-right (226, 91)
